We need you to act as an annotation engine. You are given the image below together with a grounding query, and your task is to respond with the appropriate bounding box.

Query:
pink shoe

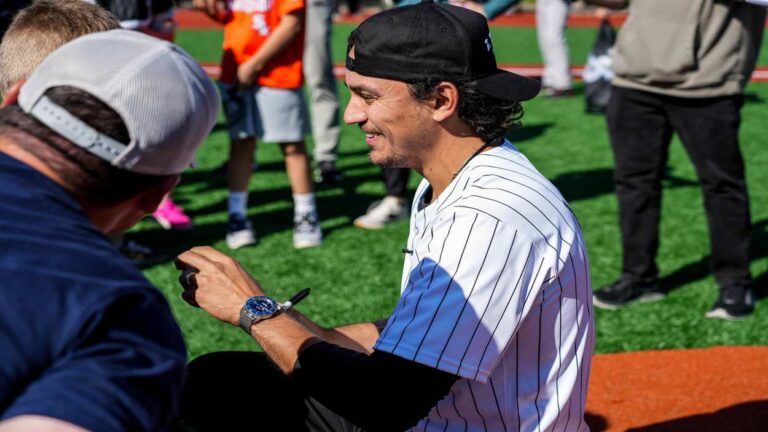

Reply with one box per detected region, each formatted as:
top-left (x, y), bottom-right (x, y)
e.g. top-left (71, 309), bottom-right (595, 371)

top-left (153, 199), bottom-right (193, 230)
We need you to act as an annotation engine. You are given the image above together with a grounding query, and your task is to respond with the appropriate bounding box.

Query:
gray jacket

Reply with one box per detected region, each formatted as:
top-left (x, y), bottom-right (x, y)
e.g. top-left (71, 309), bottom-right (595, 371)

top-left (612, 0), bottom-right (765, 98)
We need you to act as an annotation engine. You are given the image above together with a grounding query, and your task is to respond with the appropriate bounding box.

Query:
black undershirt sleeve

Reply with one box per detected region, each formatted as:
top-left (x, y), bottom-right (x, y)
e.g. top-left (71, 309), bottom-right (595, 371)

top-left (293, 341), bottom-right (459, 432)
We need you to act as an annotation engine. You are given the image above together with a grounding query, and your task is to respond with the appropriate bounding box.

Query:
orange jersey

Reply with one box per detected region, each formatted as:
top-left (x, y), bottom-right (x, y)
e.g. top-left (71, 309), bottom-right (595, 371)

top-left (220, 0), bottom-right (305, 88)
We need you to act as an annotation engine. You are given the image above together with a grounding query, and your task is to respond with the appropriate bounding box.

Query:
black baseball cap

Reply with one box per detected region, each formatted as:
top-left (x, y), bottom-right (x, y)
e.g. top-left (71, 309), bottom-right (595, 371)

top-left (346, 0), bottom-right (541, 102)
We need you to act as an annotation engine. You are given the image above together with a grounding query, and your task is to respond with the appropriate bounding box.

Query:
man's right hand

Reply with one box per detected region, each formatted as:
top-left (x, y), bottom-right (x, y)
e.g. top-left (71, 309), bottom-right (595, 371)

top-left (175, 246), bottom-right (267, 327)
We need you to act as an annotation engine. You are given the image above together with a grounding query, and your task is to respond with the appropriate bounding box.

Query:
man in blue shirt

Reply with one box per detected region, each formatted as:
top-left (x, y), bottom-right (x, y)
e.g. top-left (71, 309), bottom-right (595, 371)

top-left (0, 30), bottom-right (219, 431)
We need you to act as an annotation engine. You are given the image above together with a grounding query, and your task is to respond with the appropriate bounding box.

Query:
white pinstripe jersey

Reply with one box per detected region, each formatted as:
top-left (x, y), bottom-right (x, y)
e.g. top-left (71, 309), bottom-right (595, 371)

top-left (374, 140), bottom-right (595, 432)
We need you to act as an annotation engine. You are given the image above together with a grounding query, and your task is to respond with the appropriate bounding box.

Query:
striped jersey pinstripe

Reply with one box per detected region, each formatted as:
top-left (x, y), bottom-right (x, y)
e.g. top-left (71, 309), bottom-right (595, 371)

top-left (374, 140), bottom-right (595, 431)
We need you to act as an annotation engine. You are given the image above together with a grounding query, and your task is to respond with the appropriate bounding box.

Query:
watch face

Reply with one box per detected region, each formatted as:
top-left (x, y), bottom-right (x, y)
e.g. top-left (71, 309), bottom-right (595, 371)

top-left (244, 296), bottom-right (279, 319)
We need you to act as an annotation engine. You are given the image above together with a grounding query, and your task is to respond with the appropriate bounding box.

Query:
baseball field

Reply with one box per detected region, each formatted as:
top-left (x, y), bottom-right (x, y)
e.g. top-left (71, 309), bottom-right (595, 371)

top-left (135, 10), bottom-right (768, 431)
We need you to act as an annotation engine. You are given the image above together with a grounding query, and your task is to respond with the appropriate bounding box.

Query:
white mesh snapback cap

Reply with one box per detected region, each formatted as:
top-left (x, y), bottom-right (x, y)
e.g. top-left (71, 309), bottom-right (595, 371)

top-left (17, 29), bottom-right (220, 176)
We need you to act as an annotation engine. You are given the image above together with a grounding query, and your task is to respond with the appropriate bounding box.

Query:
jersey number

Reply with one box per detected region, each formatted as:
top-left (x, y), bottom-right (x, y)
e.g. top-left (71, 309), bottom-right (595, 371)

top-left (251, 15), bottom-right (270, 36)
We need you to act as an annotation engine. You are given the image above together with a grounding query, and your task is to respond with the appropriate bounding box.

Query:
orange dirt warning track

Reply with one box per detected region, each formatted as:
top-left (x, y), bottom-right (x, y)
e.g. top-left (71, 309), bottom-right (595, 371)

top-left (173, 9), bottom-right (628, 29)
top-left (585, 346), bottom-right (768, 431)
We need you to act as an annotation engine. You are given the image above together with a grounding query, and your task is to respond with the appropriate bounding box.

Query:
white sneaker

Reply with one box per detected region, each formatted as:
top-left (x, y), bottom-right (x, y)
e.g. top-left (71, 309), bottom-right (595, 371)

top-left (293, 212), bottom-right (322, 249)
top-left (354, 196), bottom-right (408, 229)
top-left (226, 214), bottom-right (257, 249)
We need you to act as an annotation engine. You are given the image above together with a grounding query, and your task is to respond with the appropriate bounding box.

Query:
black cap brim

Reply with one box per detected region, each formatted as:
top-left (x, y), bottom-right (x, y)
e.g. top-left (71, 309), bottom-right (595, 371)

top-left (475, 69), bottom-right (541, 102)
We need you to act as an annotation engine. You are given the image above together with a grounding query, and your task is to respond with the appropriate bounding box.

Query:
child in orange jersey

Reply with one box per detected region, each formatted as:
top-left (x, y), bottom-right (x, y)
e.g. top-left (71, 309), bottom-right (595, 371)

top-left (196, 0), bottom-right (322, 249)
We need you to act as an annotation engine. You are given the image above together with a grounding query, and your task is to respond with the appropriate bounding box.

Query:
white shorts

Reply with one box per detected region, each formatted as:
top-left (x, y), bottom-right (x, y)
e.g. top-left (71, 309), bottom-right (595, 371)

top-left (218, 82), bottom-right (309, 143)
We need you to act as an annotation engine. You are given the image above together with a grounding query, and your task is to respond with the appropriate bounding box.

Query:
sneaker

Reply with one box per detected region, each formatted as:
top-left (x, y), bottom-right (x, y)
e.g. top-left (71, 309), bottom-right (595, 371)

top-left (353, 196), bottom-right (408, 229)
top-left (705, 284), bottom-right (755, 320)
top-left (119, 240), bottom-right (166, 267)
top-left (314, 161), bottom-right (343, 184)
top-left (541, 86), bottom-right (574, 99)
top-left (293, 212), bottom-right (322, 249)
top-left (592, 277), bottom-right (665, 310)
top-left (153, 199), bottom-right (193, 230)
top-left (226, 214), bottom-right (257, 249)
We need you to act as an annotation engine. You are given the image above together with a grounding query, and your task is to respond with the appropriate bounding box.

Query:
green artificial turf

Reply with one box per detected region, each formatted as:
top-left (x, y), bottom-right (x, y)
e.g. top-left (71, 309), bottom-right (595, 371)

top-left (146, 26), bottom-right (768, 359)
top-left (180, 25), bottom-right (768, 67)
top-left (331, 24), bottom-right (604, 65)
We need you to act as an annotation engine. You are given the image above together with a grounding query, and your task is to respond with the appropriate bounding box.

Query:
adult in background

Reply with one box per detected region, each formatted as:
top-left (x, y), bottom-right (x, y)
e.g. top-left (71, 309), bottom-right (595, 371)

top-left (536, 0), bottom-right (572, 97)
top-left (398, 0), bottom-right (519, 18)
top-left (360, 0), bottom-right (523, 230)
top-left (0, 29), bottom-right (219, 431)
top-left (590, 0), bottom-right (765, 319)
top-left (92, 0), bottom-right (176, 40)
top-left (176, 2), bottom-right (594, 430)
top-left (306, 0), bottom-right (344, 184)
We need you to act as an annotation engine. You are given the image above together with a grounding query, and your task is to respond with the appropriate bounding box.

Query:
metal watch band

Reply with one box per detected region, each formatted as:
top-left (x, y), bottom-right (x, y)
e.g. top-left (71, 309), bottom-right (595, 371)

top-left (238, 300), bottom-right (282, 334)
top-left (238, 307), bottom-right (255, 334)
top-left (238, 289), bottom-right (311, 334)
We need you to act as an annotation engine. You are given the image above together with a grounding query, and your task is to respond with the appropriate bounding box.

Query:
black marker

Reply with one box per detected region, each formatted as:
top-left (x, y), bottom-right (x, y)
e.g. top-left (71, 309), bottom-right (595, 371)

top-left (281, 287), bottom-right (311, 311)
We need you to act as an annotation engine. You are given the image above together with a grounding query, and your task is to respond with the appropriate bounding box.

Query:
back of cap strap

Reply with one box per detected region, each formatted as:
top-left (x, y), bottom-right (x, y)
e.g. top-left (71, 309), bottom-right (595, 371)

top-left (27, 96), bottom-right (127, 164)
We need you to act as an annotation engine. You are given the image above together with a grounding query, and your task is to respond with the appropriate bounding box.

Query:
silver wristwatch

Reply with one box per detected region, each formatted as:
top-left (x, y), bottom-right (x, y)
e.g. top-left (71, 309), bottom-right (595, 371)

top-left (238, 296), bottom-right (281, 333)
top-left (237, 288), bottom-right (311, 334)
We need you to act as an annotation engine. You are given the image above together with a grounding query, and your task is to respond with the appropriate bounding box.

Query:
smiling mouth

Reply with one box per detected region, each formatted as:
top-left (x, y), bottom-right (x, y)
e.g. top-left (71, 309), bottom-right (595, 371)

top-left (361, 128), bottom-right (382, 144)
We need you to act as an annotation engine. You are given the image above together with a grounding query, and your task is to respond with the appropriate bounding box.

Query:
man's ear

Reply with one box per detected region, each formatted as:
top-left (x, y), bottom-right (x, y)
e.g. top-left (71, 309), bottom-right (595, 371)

top-left (431, 81), bottom-right (460, 123)
top-left (1, 79), bottom-right (25, 107)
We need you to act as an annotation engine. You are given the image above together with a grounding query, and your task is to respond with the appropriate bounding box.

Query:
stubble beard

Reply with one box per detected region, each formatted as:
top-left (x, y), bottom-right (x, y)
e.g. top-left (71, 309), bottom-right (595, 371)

top-left (369, 126), bottom-right (433, 169)
top-left (369, 151), bottom-right (410, 168)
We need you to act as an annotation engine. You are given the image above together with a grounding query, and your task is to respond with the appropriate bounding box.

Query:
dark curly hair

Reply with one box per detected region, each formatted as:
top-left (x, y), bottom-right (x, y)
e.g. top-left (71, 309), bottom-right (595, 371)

top-left (346, 33), bottom-right (524, 143)
top-left (407, 78), bottom-right (524, 142)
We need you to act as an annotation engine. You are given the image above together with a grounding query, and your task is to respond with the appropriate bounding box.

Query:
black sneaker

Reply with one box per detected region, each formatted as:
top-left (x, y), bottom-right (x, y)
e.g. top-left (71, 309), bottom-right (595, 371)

top-left (592, 277), bottom-right (665, 310)
top-left (226, 214), bottom-right (257, 249)
top-left (705, 284), bottom-right (755, 320)
top-left (119, 240), bottom-right (167, 267)
top-left (314, 161), bottom-right (343, 184)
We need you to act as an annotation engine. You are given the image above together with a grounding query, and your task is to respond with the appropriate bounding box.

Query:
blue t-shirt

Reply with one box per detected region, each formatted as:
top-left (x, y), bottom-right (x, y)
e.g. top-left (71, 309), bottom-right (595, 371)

top-left (0, 153), bottom-right (187, 431)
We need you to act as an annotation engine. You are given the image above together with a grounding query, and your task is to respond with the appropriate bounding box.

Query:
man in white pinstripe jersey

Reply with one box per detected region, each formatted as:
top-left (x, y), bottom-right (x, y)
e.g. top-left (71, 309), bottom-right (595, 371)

top-left (175, 1), bottom-right (595, 431)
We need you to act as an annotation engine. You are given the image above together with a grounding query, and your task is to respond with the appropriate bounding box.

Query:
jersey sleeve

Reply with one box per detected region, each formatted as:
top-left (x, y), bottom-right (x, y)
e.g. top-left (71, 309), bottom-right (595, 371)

top-left (1, 289), bottom-right (187, 432)
top-left (375, 209), bottom-right (552, 383)
top-left (277, 0), bottom-right (305, 17)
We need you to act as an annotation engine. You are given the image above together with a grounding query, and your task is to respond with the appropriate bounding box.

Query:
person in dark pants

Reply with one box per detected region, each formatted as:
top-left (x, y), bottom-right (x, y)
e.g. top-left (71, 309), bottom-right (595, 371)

top-left (590, 0), bottom-right (765, 319)
top-left (353, 166), bottom-right (410, 229)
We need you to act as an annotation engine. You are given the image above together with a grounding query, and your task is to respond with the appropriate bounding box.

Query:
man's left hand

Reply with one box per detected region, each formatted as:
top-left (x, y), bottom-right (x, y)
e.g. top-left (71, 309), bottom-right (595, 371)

top-left (175, 246), bottom-right (266, 326)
